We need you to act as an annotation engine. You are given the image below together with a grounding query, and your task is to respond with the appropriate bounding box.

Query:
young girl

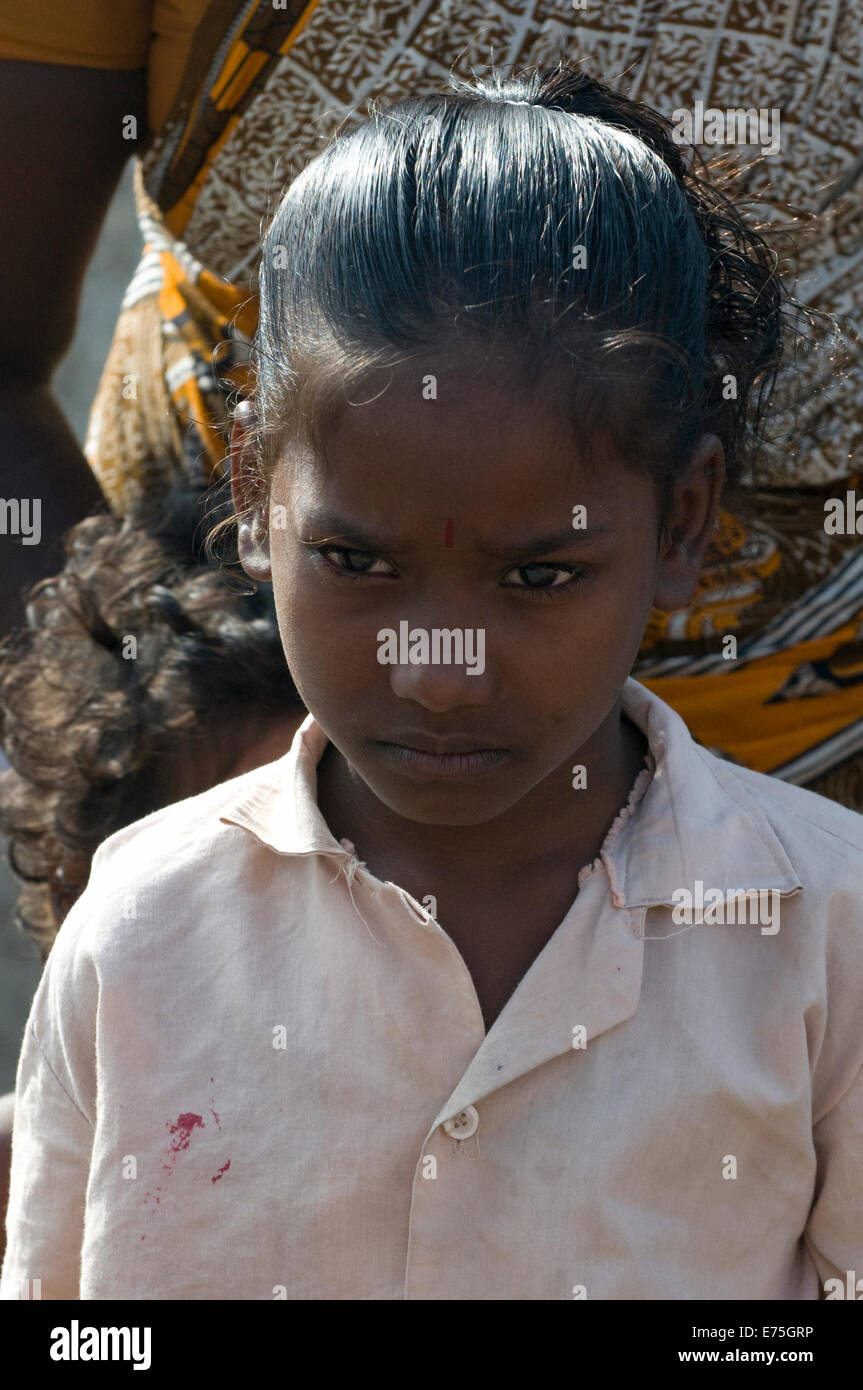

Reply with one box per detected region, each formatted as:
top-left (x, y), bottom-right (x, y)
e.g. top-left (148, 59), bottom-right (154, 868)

top-left (2, 63), bottom-right (862, 1302)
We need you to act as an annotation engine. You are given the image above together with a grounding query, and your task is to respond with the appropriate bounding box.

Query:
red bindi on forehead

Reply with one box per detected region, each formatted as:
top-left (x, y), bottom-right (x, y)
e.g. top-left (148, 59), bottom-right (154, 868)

top-left (444, 517), bottom-right (454, 548)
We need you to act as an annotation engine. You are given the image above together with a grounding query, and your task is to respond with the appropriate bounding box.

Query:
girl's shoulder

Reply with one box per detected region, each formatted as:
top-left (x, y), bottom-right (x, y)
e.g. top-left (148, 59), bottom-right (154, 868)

top-left (701, 752), bottom-right (863, 933)
top-left (717, 755), bottom-right (863, 857)
top-left (97, 752), bottom-right (293, 866)
top-left (52, 752), bottom-right (297, 961)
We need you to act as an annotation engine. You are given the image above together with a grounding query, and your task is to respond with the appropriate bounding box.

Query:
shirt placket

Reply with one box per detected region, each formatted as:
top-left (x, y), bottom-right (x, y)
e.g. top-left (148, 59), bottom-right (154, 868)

top-left (401, 869), bottom-right (647, 1299)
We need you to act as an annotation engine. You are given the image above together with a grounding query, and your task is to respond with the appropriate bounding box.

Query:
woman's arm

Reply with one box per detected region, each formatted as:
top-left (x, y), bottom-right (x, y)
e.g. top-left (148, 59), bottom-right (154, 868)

top-left (0, 60), bottom-right (146, 635)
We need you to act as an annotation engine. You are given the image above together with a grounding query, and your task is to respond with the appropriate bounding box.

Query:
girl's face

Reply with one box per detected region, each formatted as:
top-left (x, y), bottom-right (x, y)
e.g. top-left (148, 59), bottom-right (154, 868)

top-left (234, 356), bottom-right (722, 828)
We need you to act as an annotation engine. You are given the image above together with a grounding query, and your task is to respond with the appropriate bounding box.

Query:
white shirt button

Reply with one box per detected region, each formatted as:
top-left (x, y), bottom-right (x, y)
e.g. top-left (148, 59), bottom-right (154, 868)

top-left (442, 1105), bottom-right (479, 1139)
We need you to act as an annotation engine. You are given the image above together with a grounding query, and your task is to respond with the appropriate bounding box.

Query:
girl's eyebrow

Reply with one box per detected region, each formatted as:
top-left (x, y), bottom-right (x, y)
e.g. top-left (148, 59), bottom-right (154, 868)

top-left (298, 510), bottom-right (614, 556)
top-left (298, 510), bottom-right (395, 550)
top-left (484, 523), bottom-right (615, 560)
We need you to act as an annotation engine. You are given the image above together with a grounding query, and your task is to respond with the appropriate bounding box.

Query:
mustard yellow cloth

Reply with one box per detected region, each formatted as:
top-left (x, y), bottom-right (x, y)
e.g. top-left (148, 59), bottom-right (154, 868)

top-left (0, 0), bottom-right (210, 132)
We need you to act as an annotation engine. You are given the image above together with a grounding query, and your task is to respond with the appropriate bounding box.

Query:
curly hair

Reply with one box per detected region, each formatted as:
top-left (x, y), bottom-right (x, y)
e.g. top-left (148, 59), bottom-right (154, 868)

top-left (0, 484), bottom-right (304, 963)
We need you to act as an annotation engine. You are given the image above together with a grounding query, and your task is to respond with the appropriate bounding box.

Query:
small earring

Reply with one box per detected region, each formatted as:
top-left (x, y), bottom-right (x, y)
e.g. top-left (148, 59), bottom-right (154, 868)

top-left (234, 398), bottom-right (258, 429)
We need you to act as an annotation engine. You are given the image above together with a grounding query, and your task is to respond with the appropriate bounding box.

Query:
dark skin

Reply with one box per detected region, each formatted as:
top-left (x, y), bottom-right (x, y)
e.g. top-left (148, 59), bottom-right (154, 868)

top-left (0, 61), bottom-right (149, 635)
top-left (233, 352), bottom-right (724, 1031)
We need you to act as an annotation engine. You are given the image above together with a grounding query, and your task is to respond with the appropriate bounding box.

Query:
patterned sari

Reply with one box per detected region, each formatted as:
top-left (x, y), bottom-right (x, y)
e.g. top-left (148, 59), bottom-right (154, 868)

top-left (84, 0), bottom-right (863, 805)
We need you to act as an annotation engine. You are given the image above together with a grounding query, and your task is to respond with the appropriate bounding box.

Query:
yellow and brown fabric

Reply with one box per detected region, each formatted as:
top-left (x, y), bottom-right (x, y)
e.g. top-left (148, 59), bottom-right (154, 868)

top-left (9, 1), bottom-right (863, 800)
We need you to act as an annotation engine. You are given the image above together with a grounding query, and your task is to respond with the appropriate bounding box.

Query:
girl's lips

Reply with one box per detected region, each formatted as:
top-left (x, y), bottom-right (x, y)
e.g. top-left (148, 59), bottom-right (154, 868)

top-left (376, 742), bottom-right (511, 778)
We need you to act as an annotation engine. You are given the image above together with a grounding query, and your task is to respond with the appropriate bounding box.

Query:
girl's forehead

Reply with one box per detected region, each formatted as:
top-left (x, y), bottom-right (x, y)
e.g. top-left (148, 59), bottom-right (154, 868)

top-left (277, 414), bottom-right (648, 536)
top-left (270, 351), bottom-right (646, 511)
top-left (293, 401), bottom-right (574, 494)
top-left (321, 359), bottom-right (572, 451)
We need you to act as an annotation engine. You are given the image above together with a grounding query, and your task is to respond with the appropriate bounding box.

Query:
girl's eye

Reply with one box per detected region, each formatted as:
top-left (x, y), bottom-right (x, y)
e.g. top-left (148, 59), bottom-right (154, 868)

top-left (312, 547), bottom-right (585, 596)
top-left (502, 562), bottom-right (588, 597)
top-left (315, 545), bottom-right (396, 577)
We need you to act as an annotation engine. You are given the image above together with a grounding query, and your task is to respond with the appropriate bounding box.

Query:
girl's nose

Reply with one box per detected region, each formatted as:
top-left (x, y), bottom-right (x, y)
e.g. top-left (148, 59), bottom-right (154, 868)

top-left (388, 659), bottom-right (494, 711)
top-left (384, 623), bottom-right (493, 711)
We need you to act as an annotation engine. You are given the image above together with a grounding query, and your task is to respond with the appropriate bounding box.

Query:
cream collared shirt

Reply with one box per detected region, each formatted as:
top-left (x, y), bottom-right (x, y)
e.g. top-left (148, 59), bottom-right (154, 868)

top-left (2, 678), bottom-right (862, 1301)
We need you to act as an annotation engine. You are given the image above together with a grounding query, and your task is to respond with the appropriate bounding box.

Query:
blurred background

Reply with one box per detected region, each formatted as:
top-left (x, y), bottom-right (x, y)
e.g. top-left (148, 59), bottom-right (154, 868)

top-left (0, 164), bottom-right (141, 1093)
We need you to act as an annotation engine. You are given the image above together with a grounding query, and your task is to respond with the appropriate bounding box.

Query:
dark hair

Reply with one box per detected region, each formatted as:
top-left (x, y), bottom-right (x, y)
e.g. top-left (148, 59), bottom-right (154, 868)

top-left (240, 60), bottom-right (786, 536)
top-left (0, 485), bottom-right (303, 962)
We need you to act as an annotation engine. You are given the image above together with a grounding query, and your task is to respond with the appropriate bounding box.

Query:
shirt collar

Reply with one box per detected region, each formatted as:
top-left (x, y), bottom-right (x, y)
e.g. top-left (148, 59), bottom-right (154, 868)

top-left (605, 679), bottom-right (802, 906)
top-left (219, 677), bottom-right (803, 907)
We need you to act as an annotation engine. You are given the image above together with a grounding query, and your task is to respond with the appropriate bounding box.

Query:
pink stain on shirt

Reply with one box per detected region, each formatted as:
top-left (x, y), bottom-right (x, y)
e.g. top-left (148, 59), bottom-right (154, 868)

top-left (145, 1113), bottom-right (206, 1215)
top-left (211, 1160), bottom-right (231, 1184)
top-left (168, 1112), bottom-right (205, 1152)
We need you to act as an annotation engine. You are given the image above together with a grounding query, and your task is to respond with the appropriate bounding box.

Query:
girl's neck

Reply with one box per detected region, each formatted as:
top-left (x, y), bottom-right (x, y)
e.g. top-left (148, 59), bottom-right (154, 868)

top-left (315, 702), bottom-right (650, 891)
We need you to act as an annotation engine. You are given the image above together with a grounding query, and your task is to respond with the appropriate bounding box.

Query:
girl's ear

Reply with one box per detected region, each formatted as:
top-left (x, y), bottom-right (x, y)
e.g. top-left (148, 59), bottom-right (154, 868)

top-left (652, 433), bottom-right (725, 613)
top-left (230, 401), bottom-right (272, 583)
